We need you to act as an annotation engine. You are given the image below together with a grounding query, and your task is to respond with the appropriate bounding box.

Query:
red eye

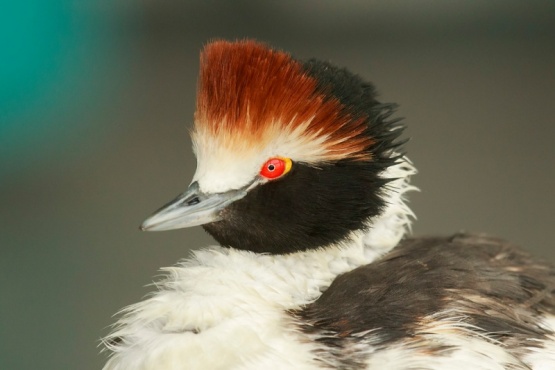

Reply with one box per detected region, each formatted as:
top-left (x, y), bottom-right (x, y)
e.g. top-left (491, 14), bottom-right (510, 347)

top-left (260, 158), bottom-right (292, 180)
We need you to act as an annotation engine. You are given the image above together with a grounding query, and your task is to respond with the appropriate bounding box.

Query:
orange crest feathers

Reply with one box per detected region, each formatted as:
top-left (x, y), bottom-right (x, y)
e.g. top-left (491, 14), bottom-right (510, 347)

top-left (194, 40), bottom-right (374, 162)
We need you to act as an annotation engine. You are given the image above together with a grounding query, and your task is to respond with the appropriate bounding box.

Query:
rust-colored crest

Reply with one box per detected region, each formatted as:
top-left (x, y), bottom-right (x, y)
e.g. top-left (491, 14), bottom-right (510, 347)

top-left (194, 40), bottom-right (373, 162)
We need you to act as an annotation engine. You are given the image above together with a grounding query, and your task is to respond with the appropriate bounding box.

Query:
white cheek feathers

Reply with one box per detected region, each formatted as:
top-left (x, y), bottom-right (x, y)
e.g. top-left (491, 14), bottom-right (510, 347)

top-left (190, 124), bottom-right (318, 194)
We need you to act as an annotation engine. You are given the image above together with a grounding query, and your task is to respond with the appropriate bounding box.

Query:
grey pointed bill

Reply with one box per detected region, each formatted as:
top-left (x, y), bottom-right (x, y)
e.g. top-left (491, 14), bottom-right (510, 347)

top-left (140, 181), bottom-right (248, 231)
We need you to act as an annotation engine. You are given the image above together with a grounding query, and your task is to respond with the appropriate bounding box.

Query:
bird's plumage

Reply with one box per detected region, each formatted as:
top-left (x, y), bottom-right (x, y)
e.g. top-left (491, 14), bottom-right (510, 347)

top-left (195, 40), bottom-right (376, 164)
top-left (103, 40), bottom-right (555, 369)
top-left (294, 233), bottom-right (555, 369)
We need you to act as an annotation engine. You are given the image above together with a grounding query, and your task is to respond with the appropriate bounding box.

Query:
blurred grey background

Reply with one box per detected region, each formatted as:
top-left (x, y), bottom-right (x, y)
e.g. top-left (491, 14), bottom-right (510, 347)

top-left (1, 1), bottom-right (554, 369)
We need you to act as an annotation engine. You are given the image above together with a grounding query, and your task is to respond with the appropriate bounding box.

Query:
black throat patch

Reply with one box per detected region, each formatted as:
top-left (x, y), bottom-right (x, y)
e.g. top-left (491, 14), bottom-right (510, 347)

top-left (203, 161), bottom-right (389, 254)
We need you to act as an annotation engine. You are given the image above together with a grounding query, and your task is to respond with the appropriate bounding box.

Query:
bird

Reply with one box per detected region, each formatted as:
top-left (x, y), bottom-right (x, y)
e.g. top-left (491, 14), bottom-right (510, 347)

top-left (102, 40), bottom-right (555, 370)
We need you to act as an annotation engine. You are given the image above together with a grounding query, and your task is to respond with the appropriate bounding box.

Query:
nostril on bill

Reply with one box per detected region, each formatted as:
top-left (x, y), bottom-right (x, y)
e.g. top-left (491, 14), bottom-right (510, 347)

top-left (186, 196), bottom-right (200, 206)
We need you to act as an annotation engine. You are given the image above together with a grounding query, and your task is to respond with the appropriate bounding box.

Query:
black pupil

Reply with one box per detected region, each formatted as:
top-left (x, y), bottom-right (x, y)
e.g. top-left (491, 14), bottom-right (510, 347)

top-left (268, 164), bottom-right (275, 171)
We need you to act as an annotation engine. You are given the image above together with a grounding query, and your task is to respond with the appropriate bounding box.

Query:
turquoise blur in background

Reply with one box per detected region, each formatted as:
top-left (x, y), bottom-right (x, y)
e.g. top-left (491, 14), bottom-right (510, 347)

top-left (1, 2), bottom-right (130, 369)
top-left (1, 2), bottom-right (71, 118)
top-left (1, 2), bottom-right (554, 370)
top-left (0, 1), bottom-right (124, 175)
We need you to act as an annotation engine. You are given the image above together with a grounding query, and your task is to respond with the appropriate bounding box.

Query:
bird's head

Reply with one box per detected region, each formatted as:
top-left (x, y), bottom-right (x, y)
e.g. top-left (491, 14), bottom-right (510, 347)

top-left (141, 40), bottom-right (410, 254)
